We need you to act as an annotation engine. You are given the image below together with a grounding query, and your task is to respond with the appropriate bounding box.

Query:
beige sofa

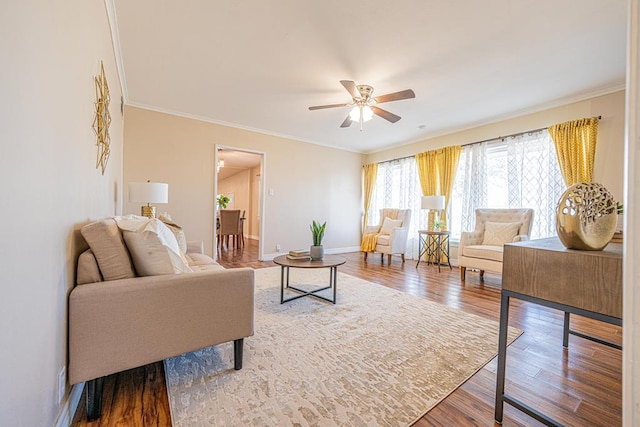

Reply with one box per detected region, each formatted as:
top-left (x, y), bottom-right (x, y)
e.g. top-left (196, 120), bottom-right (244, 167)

top-left (69, 217), bottom-right (254, 420)
top-left (458, 208), bottom-right (534, 281)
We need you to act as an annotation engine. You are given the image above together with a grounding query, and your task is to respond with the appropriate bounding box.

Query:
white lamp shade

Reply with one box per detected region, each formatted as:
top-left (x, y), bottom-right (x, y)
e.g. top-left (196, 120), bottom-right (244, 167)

top-left (421, 195), bottom-right (445, 210)
top-left (128, 182), bottom-right (169, 204)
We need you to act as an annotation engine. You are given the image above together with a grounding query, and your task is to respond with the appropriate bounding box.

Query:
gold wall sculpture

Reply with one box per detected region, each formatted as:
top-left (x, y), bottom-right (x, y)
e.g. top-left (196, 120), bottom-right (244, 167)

top-left (93, 61), bottom-right (111, 175)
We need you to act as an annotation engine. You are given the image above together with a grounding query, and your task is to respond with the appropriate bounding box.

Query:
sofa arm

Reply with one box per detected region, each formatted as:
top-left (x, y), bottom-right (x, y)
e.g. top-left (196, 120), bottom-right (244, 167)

top-left (69, 268), bottom-right (254, 384)
top-left (513, 234), bottom-right (530, 242)
top-left (186, 240), bottom-right (205, 254)
top-left (459, 230), bottom-right (483, 250)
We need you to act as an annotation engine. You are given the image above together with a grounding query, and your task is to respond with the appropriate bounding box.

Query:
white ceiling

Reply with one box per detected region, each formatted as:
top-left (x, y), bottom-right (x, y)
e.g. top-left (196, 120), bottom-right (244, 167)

top-left (112, 0), bottom-right (627, 154)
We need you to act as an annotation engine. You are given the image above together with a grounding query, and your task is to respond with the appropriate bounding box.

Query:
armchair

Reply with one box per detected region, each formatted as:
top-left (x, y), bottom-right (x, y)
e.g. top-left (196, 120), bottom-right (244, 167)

top-left (362, 208), bottom-right (411, 264)
top-left (458, 208), bottom-right (534, 281)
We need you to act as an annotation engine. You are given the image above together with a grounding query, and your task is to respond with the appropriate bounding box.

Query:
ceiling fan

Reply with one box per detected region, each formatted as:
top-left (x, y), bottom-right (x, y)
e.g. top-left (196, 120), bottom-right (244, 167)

top-left (309, 80), bottom-right (415, 131)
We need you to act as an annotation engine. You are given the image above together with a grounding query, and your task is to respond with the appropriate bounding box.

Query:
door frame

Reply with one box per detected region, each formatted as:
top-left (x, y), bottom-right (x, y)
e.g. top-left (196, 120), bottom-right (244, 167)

top-left (214, 145), bottom-right (266, 261)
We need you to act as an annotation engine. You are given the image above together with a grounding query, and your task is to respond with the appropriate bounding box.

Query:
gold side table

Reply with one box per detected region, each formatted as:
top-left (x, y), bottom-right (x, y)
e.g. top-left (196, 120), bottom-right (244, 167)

top-left (416, 230), bottom-right (452, 272)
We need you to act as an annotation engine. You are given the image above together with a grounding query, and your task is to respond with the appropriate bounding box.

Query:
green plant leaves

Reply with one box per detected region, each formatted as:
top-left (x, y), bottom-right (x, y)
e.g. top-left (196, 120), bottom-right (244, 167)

top-left (310, 220), bottom-right (326, 246)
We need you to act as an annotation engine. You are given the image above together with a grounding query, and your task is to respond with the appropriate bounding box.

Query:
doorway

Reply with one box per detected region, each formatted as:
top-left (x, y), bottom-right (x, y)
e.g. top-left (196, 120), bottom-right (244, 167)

top-left (214, 146), bottom-right (265, 261)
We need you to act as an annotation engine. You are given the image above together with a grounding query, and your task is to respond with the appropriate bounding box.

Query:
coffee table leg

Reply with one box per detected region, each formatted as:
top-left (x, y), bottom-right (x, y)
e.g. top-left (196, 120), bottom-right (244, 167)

top-left (332, 267), bottom-right (337, 304)
top-left (280, 266), bottom-right (284, 303)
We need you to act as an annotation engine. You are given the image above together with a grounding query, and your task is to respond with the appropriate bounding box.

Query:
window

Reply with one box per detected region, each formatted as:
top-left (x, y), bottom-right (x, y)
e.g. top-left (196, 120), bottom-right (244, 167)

top-left (367, 129), bottom-right (565, 258)
top-left (449, 130), bottom-right (564, 239)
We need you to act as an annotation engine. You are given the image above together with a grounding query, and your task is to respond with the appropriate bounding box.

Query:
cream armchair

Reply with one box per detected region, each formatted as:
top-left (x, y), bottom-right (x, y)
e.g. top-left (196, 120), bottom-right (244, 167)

top-left (363, 208), bottom-right (411, 264)
top-left (458, 208), bottom-right (534, 281)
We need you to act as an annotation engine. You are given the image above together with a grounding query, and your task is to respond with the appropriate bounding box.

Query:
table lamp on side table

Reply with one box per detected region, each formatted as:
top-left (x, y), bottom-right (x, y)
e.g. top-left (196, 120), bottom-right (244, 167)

top-left (421, 195), bottom-right (445, 231)
top-left (129, 181), bottom-right (169, 218)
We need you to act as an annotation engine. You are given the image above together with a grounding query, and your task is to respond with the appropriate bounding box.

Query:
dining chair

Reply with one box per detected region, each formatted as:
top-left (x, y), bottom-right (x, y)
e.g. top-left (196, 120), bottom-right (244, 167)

top-left (219, 209), bottom-right (241, 249)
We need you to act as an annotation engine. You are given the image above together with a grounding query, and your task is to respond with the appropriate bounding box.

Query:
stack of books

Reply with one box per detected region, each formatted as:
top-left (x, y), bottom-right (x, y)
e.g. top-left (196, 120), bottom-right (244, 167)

top-left (287, 249), bottom-right (310, 260)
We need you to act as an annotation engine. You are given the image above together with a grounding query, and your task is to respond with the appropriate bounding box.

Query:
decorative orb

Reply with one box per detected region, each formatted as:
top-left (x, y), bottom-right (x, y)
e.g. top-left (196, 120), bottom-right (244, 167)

top-left (556, 182), bottom-right (617, 250)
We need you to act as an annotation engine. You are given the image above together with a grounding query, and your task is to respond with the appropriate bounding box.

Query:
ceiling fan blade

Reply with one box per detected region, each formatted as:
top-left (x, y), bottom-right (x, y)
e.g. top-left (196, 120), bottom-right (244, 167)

top-left (308, 103), bottom-right (349, 110)
top-left (340, 115), bottom-right (352, 128)
top-left (372, 106), bottom-right (401, 123)
top-left (374, 89), bottom-right (416, 104)
top-left (340, 80), bottom-right (360, 99)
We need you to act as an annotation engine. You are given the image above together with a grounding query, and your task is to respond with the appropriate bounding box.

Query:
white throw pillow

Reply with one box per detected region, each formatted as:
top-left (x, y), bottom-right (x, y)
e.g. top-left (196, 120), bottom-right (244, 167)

top-left (159, 214), bottom-right (188, 254)
top-left (482, 222), bottom-right (521, 246)
top-left (116, 215), bottom-right (192, 276)
top-left (379, 217), bottom-right (403, 235)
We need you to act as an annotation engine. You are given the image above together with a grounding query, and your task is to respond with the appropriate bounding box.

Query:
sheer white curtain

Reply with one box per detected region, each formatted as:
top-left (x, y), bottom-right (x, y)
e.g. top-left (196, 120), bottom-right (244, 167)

top-left (450, 129), bottom-right (564, 239)
top-left (368, 157), bottom-right (427, 259)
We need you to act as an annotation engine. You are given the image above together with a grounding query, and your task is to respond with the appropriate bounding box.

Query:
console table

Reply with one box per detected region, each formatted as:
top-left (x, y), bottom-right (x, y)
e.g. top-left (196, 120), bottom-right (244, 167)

top-left (495, 237), bottom-right (622, 426)
top-left (416, 230), bottom-right (452, 272)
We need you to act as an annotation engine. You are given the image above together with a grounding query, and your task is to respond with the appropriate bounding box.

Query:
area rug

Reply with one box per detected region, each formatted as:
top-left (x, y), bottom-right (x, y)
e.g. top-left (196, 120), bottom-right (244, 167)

top-left (165, 267), bottom-right (521, 426)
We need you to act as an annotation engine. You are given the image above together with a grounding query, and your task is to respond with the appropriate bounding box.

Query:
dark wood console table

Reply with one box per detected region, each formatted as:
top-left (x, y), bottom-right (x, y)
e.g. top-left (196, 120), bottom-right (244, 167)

top-left (495, 237), bottom-right (622, 426)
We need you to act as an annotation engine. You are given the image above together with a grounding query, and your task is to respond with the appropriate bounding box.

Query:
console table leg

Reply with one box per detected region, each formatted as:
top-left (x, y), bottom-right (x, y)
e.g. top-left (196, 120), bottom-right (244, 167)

top-left (563, 312), bottom-right (570, 348)
top-left (495, 292), bottom-right (511, 424)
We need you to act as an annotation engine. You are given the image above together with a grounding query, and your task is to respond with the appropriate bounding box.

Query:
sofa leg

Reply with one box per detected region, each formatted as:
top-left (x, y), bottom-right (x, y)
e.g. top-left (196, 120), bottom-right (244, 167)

top-left (387, 254), bottom-right (392, 264)
top-left (363, 251), bottom-right (368, 261)
top-left (86, 377), bottom-right (104, 421)
top-left (401, 254), bottom-right (405, 263)
top-left (460, 267), bottom-right (466, 282)
top-left (480, 270), bottom-right (485, 280)
top-left (234, 338), bottom-right (244, 370)
top-left (380, 253), bottom-right (384, 263)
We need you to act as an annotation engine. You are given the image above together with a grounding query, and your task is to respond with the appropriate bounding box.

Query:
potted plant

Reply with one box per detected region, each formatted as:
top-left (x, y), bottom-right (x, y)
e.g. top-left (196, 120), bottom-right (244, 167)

top-left (217, 194), bottom-right (230, 209)
top-left (432, 218), bottom-right (445, 232)
top-left (309, 220), bottom-right (326, 260)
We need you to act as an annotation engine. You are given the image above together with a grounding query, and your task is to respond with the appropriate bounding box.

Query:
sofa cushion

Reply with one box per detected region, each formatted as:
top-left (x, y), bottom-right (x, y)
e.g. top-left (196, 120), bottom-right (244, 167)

top-left (159, 214), bottom-right (187, 254)
top-left (76, 249), bottom-right (103, 285)
top-left (117, 216), bottom-right (192, 276)
top-left (189, 263), bottom-right (226, 272)
top-left (482, 221), bottom-right (521, 246)
top-left (379, 217), bottom-right (403, 235)
top-left (376, 234), bottom-right (391, 246)
top-left (81, 219), bottom-right (136, 281)
top-left (462, 244), bottom-right (504, 263)
top-left (184, 252), bottom-right (217, 267)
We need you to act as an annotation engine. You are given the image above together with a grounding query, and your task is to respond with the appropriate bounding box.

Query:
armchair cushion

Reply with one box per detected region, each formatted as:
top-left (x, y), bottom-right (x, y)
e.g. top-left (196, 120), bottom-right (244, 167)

top-left (482, 221), bottom-right (521, 246)
top-left (462, 245), bottom-right (504, 263)
top-left (380, 217), bottom-right (403, 235)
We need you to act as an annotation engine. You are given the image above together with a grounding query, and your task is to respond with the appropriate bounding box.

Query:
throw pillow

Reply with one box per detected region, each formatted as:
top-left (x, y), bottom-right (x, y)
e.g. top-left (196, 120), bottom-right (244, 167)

top-left (379, 217), bottom-right (403, 235)
top-left (117, 215), bottom-right (192, 276)
top-left (80, 218), bottom-right (136, 281)
top-left (482, 222), bottom-right (521, 246)
top-left (159, 214), bottom-right (188, 254)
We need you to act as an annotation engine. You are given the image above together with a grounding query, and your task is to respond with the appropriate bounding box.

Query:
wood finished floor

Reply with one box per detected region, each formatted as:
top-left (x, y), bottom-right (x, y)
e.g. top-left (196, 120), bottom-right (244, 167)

top-left (72, 239), bottom-right (622, 426)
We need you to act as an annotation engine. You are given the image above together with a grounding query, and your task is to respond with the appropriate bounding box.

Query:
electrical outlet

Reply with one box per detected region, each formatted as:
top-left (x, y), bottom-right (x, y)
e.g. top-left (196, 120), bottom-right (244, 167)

top-left (57, 366), bottom-right (66, 404)
top-left (276, 244), bottom-right (281, 252)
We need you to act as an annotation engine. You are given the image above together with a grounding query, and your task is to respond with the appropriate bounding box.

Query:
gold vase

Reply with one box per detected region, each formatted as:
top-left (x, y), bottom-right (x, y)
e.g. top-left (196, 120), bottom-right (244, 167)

top-left (556, 182), bottom-right (617, 250)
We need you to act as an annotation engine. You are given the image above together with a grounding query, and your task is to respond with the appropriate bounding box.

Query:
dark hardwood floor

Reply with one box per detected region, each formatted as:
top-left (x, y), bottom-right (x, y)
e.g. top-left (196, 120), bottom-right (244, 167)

top-left (72, 239), bottom-right (622, 426)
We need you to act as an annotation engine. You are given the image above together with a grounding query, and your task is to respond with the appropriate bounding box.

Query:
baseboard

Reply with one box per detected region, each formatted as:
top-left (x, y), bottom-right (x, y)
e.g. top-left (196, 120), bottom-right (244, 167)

top-left (54, 382), bottom-right (84, 427)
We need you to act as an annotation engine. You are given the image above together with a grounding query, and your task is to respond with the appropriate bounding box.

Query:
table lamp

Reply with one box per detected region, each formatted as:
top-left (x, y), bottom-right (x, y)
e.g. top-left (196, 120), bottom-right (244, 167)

top-left (128, 181), bottom-right (169, 218)
top-left (421, 195), bottom-right (445, 230)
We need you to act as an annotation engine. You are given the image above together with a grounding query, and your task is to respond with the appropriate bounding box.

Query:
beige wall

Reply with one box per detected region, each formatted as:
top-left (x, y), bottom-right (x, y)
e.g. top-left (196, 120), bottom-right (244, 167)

top-left (0, 1), bottom-right (123, 425)
top-left (123, 106), bottom-right (363, 258)
top-left (366, 90), bottom-right (626, 201)
top-left (249, 166), bottom-right (261, 239)
top-left (219, 170), bottom-right (251, 214)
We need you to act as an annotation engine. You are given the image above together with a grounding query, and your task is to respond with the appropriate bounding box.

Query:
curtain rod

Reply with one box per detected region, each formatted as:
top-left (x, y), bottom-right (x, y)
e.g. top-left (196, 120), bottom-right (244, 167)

top-left (373, 116), bottom-right (602, 164)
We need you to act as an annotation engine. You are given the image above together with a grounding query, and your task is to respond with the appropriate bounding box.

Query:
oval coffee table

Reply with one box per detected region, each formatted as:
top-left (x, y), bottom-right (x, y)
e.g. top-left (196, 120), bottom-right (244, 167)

top-left (273, 254), bottom-right (347, 304)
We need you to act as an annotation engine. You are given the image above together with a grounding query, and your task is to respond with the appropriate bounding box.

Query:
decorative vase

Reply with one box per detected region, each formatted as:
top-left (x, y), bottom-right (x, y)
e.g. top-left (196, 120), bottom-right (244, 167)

top-left (556, 182), bottom-right (617, 250)
top-left (310, 245), bottom-right (324, 261)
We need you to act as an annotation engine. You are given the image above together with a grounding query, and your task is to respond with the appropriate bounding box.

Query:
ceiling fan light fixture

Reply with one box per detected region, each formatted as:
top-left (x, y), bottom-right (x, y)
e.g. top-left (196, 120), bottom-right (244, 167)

top-left (349, 105), bottom-right (373, 122)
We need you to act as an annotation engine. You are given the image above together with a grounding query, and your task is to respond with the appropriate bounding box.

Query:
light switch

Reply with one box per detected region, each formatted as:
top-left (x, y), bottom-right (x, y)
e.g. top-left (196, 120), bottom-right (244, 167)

top-left (269, 188), bottom-right (274, 196)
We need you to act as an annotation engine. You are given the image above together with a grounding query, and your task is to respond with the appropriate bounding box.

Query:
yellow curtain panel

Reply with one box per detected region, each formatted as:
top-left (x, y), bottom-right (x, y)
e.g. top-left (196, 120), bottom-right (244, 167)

top-left (436, 146), bottom-right (462, 230)
top-left (362, 163), bottom-right (378, 233)
top-left (548, 117), bottom-right (599, 186)
top-left (415, 151), bottom-right (438, 196)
